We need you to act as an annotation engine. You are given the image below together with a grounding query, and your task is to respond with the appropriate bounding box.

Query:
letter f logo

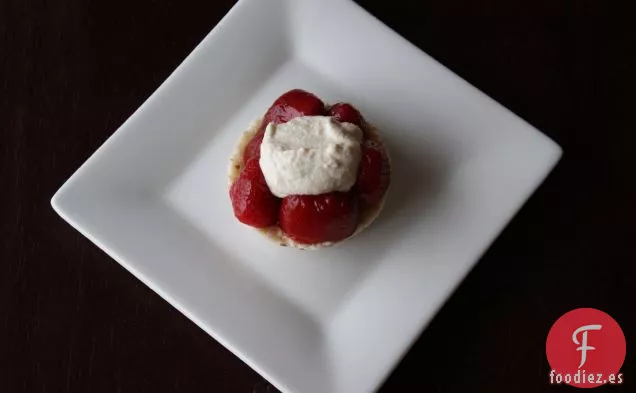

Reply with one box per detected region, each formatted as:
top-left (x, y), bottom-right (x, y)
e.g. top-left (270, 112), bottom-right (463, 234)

top-left (572, 324), bottom-right (602, 368)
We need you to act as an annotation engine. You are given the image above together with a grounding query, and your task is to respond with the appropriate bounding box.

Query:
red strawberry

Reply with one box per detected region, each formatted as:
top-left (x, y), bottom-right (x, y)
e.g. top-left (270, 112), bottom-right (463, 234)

top-left (279, 192), bottom-right (359, 244)
top-left (262, 89), bottom-right (325, 126)
top-left (230, 158), bottom-right (279, 228)
top-left (243, 130), bottom-right (265, 161)
top-left (355, 140), bottom-right (390, 208)
top-left (243, 89), bottom-right (325, 162)
top-left (328, 102), bottom-right (364, 126)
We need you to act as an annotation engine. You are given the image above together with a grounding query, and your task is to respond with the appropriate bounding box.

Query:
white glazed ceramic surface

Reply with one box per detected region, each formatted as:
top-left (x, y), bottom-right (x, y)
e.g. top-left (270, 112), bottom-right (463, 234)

top-left (52, 0), bottom-right (562, 392)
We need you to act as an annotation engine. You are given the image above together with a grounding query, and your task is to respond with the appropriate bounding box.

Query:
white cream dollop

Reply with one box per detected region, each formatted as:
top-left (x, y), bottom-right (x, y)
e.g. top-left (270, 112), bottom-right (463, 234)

top-left (259, 116), bottom-right (363, 198)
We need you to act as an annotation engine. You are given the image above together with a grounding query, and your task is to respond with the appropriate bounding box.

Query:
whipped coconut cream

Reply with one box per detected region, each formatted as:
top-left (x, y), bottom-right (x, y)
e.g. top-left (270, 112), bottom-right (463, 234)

top-left (259, 116), bottom-right (363, 197)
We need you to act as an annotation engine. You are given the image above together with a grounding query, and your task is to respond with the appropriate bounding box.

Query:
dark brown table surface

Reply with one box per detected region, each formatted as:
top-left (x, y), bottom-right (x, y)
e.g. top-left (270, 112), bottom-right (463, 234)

top-left (2, 0), bottom-right (635, 392)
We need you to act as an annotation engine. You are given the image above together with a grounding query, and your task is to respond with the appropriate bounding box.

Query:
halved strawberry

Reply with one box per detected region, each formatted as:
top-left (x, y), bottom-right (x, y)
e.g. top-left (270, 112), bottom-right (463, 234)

top-left (230, 158), bottom-right (280, 228)
top-left (243, 130), bottom-right (265, 161)
top-left (279, 192), bottom-right (359, 244)
top-left (243, 89), bottom-right (325, 162)
top-left (355, 140), bottom-right (390, 208)
top-left (262, 89), bottom-right (325, 126)
top-left (328, 102), bottom-right (364, 127)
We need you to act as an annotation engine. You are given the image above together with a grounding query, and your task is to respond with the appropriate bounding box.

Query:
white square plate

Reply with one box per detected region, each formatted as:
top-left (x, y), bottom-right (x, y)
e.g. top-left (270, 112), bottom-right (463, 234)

top-left (52, 0), bottom-right (562, 392)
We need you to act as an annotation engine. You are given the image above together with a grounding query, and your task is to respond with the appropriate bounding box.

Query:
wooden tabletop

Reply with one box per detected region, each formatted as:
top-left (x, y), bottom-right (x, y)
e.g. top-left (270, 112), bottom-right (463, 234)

top-left (2, 0), bottom-right (634, 392)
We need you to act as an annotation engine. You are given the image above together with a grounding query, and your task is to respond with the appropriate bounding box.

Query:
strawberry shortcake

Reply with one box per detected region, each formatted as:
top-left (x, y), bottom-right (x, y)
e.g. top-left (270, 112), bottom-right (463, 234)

top-left (228, 89), bottom-right (390, 249)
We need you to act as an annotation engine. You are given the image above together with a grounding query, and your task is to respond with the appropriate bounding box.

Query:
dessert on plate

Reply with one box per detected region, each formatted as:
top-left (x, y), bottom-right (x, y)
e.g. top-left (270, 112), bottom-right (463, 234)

top-left (228, 89), bottom-right (390, 249)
